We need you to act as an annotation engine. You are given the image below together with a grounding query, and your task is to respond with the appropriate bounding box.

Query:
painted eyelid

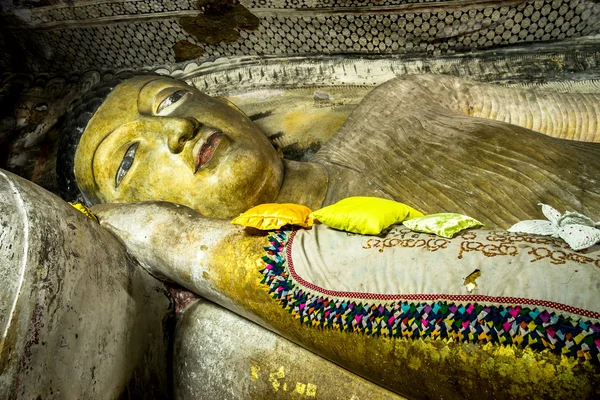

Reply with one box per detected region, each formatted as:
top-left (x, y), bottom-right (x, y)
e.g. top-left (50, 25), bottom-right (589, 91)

top-left (155, 89), bottom-right (191, 115)
top-left (115, 142), bottom-right (139, 188)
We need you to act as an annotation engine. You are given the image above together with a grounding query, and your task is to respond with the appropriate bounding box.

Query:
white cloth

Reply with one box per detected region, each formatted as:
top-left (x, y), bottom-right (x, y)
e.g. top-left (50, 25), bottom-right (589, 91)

top-left (508, 203), bottom-right (600, 251)
top-left (288, 224), bottom-right (600, 318)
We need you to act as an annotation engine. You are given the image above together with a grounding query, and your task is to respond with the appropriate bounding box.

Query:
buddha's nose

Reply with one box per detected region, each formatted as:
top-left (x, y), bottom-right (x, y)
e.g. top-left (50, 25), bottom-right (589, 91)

top-left (166, 117), bottom-right (199, 154)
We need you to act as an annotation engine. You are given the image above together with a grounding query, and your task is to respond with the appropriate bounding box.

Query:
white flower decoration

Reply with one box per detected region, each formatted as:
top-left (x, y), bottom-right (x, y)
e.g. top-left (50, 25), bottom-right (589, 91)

top-left (508, 204), bottom-right (600, 251)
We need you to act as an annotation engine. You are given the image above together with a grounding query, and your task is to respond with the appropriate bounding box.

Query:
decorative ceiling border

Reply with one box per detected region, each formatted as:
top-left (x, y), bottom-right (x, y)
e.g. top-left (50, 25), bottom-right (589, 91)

top-left (7, 39), bottom-right (597, 112)
top-left (6, 0), bottom-right (459, 17)
top-left (146, 37), bottom-right (600, 95)
top-left (5, 0), bottom-right (197, 28)
top-left (2, 0), bottom-right (552, 29)
top-left (244, 0), bottom-right (449, 9)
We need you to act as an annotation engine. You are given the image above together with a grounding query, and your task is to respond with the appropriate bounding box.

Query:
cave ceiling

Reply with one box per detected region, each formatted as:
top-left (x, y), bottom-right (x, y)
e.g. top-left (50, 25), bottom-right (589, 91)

top-left (0, 0), bottom-right (598, 73)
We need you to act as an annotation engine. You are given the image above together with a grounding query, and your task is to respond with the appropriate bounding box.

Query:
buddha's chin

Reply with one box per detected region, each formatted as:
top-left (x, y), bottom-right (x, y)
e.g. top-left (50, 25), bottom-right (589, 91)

top-left (198, 154), bottom-right (282, 218)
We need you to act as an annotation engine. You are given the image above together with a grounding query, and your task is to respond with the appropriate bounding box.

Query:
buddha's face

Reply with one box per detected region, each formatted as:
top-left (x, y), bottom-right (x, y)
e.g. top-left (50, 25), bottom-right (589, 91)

top-left (74, 76), bottom-right (283, 218)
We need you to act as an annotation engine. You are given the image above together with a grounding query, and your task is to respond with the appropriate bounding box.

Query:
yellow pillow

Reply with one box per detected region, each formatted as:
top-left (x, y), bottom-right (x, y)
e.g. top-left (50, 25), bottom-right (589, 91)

top-left (310, 197), bottom-right (423, 235)
top-left (231, 203), bottom-right (314, 230)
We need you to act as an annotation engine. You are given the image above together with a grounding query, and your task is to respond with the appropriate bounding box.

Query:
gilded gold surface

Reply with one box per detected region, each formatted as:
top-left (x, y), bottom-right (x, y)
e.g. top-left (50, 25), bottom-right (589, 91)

top-left (205, 230), bottom-right (599, 400)
top-left (75, 76), bottom-right (283, 218)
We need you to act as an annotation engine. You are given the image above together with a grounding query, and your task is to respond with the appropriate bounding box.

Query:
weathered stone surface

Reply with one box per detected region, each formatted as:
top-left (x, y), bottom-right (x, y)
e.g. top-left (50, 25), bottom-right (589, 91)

top-left (180, 2), bottom-right (259, 46)
top-left (0, 169), bottom-right (174, 399)
top-left (174, 299), bottom-right (404, 400)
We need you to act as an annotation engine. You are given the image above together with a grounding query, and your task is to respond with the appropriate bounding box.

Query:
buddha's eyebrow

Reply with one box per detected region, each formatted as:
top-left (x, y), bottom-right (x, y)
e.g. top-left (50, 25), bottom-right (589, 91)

top-left (137, 77), bottom-right (167, 112)
top-left (95, 122), bottom-right (130, 158)
top-left (96, 78), bottom-right (168, 150)
top-left (91, 121), bottom-right (141, 183)
top-left (95, 79), bottom-right (163, 154)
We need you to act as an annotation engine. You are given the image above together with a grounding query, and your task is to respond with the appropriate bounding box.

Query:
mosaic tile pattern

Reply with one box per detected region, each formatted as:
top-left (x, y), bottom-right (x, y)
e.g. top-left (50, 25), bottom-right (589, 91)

top-left (20, 0), bottom-right (198, 25)
top-left (246, 0), bottom-right (445, 8)
top-left (39, 20), bottom-right (190, 71)
top-left (8, 0), bottom-right (459, 22)
top-left (10, 0), bottom-right (598, 72)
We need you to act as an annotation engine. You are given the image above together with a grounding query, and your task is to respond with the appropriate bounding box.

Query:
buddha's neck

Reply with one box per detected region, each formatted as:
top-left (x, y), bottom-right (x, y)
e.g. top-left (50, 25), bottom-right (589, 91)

top-left (274, 159), bottom-right (392, 209)
top-left (273, 159), bottom-right (329, 209)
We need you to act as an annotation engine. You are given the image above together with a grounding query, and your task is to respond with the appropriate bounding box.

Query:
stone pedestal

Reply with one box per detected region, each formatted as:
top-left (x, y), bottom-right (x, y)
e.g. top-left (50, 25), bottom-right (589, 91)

top-left (175, 299), bottom-right (404, 400)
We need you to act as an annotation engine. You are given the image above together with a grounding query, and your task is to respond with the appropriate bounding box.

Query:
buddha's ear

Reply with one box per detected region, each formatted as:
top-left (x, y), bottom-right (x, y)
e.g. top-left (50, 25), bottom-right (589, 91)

top-left (215, 96), bottom-right (246, 116)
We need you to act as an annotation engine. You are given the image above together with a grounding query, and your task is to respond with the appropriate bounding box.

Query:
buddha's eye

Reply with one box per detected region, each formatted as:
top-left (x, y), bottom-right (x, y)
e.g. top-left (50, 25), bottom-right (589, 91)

top-left (116, 142), bottom-right (139, 187)
top-left (157, 90), bottom-right (189, 115)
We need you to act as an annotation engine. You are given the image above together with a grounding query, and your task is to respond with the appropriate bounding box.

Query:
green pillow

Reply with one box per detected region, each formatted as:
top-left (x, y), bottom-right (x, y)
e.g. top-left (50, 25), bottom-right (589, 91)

top-left (311, 196), bottom-right (423, 235)
top-left (402, 213), bottom-right (483, 238)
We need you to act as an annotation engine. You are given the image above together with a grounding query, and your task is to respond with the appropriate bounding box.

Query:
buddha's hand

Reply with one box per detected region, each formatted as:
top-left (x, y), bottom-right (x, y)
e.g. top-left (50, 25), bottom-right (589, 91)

top-left (92, 201), bottom-right (234, 294)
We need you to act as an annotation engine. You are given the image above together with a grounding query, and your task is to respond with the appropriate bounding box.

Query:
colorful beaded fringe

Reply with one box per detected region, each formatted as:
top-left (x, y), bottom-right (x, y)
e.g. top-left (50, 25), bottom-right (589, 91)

top-left (259, 231), bottom-right (600, 362)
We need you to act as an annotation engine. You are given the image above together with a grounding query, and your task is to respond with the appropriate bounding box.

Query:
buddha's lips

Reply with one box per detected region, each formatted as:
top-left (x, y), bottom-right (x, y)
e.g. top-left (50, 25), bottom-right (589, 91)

top-left (195, 131), bottom-right (224, 173)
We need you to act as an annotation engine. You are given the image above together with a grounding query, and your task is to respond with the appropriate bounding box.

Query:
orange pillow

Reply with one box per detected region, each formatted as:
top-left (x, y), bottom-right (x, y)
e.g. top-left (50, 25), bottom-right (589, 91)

top-left (232, 203), bottom-right (314, 230)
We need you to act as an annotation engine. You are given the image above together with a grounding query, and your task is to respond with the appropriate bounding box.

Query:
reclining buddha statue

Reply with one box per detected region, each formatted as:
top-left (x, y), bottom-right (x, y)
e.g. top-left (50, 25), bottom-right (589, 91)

top-left (57, 72), bottom-right (600, 229)
top-left (50, 72), bottom-right (600, 399)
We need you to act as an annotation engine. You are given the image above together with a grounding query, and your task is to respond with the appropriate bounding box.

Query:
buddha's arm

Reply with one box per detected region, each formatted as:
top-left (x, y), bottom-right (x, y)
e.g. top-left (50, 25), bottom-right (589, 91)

top-left (93, 201), bottom-right (600, 400)
top-left (93, 201), bottom-right (266, 317)
top-left (389, 75), bottom-right (600, 142)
